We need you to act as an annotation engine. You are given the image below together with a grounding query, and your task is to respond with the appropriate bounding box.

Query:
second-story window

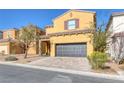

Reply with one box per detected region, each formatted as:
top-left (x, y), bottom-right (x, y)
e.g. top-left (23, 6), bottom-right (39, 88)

top-left (67, 20), bottom-right (76, 30)
top-left (64, 19), bottom-right (79, 30)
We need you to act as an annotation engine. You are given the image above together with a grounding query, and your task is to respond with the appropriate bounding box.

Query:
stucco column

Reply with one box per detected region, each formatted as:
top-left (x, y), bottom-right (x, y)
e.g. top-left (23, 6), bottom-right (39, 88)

top-left (87, 40), bottom-right (93, 56)
top-left (39, 40), bottom-right (42, 56)
top-left (51, 43), bottom-right (55, 57)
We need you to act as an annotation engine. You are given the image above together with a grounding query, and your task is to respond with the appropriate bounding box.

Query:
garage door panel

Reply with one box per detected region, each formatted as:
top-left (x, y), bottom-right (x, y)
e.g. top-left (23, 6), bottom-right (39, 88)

top-left (56, 43), bottom-right (87, 57)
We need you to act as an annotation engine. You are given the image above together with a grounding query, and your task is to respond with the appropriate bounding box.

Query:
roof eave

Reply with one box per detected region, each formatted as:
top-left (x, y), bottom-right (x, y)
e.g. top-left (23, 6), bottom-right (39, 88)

top-left (106, 15), bottom-right (113, 31)
top-left (52, 9), bottom-right (96, 22)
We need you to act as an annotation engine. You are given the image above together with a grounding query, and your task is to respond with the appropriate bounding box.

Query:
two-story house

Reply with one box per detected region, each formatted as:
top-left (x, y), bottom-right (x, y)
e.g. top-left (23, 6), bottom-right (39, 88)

top-left (0, 26), bottom-right (45, 55)
top-left (39, 10), bottom-right (96, 57)
top-left (0, 29), bottom-right (23, 54)
top-left (106, 12), bottom-right (124, 60)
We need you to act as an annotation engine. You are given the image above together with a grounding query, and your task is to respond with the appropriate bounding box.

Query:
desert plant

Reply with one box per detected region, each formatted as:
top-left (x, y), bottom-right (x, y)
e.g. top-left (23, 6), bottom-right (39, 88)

top-left (93, 27), bottom-right (111, 52)
top-left (5, 56), bottom-right (18, 61)
top-left (89, 52), bottom-right (108, 69)
top-left (89, 22), bottom-right (111, 52)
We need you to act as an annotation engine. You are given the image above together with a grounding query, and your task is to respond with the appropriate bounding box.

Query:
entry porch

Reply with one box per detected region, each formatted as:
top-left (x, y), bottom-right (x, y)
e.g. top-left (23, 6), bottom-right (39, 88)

top-left (39, 35), bottom-right (50, 56)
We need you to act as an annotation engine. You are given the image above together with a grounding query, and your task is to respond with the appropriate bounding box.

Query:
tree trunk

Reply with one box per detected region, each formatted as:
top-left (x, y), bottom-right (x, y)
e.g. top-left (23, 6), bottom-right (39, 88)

top-left (24, 44), bottom-right (28, 59)
top-left (24, 50), bottom-right (28, 59)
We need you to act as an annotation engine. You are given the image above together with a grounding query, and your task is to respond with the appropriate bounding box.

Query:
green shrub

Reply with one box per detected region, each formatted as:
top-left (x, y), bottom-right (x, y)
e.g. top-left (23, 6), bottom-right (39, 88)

top-left (5, 56), bottom-right (18, 61)
top-left (88, 52), bottom-right (108, 69)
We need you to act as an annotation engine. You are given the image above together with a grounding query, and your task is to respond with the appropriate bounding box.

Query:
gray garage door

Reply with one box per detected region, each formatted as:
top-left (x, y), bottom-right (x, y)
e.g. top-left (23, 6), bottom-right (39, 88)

top-left (56, 43), bottom-right (87, 57)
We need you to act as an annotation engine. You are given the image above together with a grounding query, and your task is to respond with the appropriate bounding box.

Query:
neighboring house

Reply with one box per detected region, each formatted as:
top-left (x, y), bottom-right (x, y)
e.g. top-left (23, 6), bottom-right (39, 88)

top-left (0, 29), bottom-right (23, 54)
top-left (0, 27), bottom-right (45, 55)
top-left (40, 10), bottom-right (96, 57)
top-left (107, 12), bottom-right (124, 60)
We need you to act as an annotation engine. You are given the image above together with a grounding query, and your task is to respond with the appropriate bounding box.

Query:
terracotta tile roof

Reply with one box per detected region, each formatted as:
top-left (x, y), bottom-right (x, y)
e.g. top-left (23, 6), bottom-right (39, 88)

top-left (2, 28), bottom-right (18, 32)
top-left (40, 35), bottom-right (50, 39)
top-left (0, 38), bottom-right (18, 43)
top-left (40, 29), bottom-right (94, 39)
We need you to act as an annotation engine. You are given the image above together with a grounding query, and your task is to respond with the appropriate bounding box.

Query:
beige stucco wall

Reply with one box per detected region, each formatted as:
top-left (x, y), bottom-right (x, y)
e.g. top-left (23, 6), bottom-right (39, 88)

top-left (46, 10), bottom-right (95, 34)
top-left (10, 42), bottom-right (24, 54)
top-left (0, 42), bottom-right (23, 55)
top-left (28, 42), bottom-right (37, 54)
top-left (0, 42), bottom-right (10, 54)
top-left (3, 29), bottom-right (17, 39)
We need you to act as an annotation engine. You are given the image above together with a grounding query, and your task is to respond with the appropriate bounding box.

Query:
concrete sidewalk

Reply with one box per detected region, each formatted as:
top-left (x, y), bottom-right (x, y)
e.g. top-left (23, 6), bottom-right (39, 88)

top-left (0, 61), bottom-right (124, 81)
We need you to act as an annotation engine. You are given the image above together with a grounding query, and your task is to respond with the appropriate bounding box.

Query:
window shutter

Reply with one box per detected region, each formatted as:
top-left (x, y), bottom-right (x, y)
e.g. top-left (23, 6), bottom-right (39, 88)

top-left (76, 19), bottom-right (79, 28)
top-left (64, 21), bottom-right (68, 30)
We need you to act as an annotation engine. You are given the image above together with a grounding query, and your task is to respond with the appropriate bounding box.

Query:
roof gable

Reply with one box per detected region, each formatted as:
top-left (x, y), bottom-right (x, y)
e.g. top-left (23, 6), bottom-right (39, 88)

top-left (52, 9), bottom-right (96, 21)
top-left (112, 12), bottom-right (124, 17)
top-left (106, 12), bottom-right (124, 31)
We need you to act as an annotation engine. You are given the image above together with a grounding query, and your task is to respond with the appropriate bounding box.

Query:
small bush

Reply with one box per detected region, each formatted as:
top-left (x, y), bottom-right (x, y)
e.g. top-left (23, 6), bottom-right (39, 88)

top-left (5, 56), bottom-right (18, 61)
top-left (88, 52), bottom-right (108, 69)
top-left (119, 57), bottom-right (124, 64)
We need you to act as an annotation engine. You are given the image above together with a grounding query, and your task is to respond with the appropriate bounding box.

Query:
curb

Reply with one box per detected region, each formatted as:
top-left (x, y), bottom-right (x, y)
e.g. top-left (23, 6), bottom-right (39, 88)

top-left (0, 62), bottom-right (124, 81)
top-left (117, 71), bottom-right (124, 75)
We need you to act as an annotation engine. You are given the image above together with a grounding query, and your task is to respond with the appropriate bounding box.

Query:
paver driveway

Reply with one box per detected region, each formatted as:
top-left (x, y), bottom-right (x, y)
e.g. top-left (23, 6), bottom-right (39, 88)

top-left (29, 57), bottom-right (91, 71)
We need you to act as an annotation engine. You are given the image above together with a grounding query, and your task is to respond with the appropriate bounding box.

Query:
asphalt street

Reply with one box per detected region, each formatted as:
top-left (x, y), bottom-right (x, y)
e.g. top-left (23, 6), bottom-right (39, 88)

top-left (0, 64), bottom-right (123, 83)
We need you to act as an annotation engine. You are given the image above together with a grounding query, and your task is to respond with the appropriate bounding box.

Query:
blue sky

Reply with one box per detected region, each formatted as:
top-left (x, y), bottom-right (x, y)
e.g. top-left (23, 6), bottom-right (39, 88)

top-left (0, 9), bottom-right (124, 31)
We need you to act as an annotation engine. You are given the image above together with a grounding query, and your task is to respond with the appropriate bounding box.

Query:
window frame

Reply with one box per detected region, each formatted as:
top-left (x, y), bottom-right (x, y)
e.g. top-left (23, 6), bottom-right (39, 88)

top-left (64, 19), bottom-right (79, 30)
top-left (67, 20), bottom-right (76, 30)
